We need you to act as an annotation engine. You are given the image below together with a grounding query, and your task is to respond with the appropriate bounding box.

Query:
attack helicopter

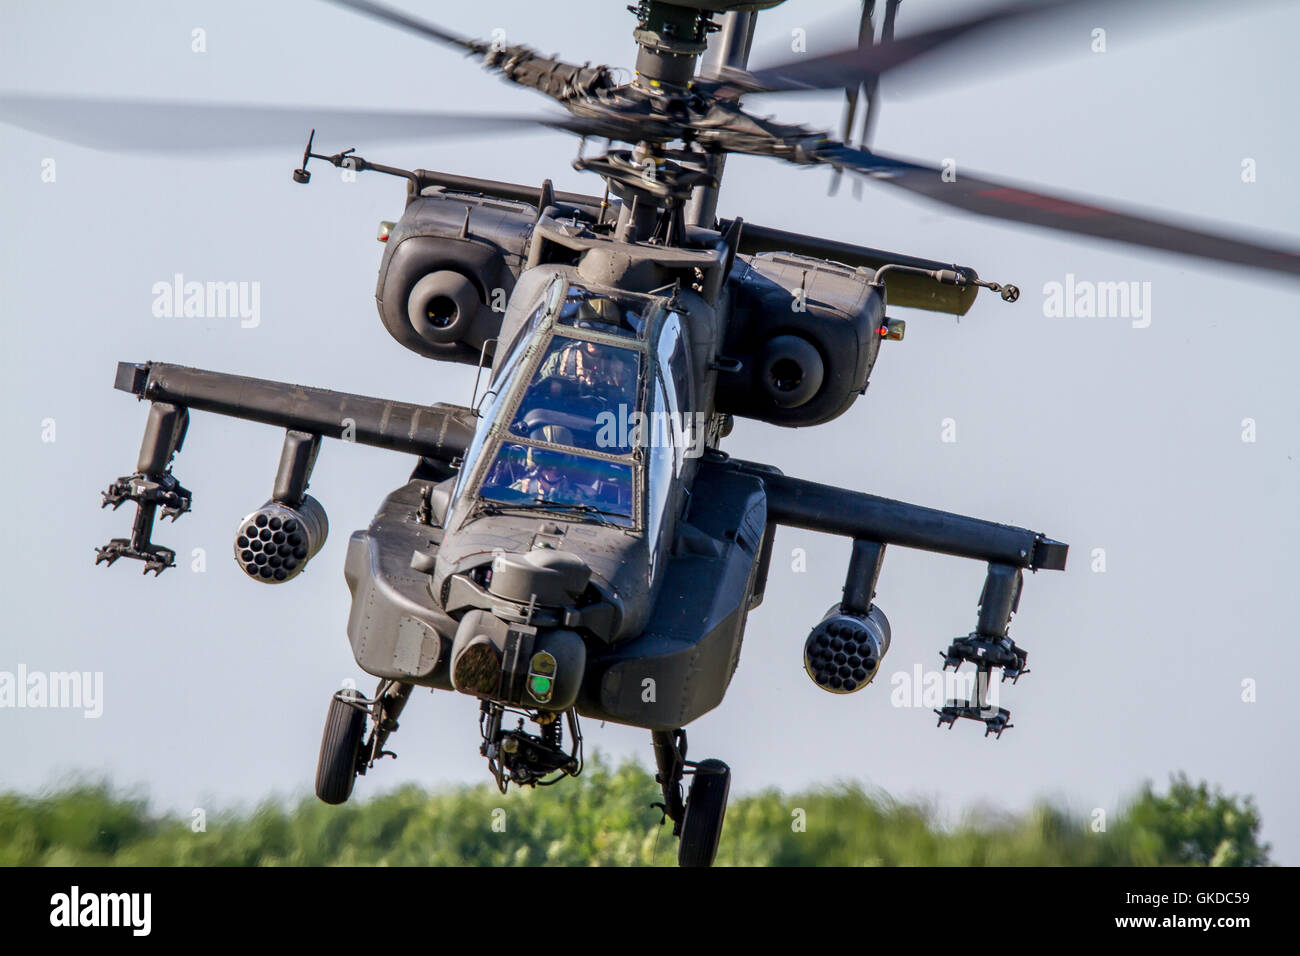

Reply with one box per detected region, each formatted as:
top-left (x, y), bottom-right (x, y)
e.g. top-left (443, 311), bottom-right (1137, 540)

top-left (5, 0), bottom-right (1298, 867)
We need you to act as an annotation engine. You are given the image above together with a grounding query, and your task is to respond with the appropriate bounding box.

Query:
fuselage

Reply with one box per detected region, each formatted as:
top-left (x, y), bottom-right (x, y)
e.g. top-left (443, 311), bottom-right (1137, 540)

top-left (433, 262), bottom-right (718, 645)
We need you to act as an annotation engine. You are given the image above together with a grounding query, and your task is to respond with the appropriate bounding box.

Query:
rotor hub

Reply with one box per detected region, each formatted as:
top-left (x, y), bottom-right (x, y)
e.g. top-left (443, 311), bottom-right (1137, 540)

top-left (629, 0), bottom-right (715, 89)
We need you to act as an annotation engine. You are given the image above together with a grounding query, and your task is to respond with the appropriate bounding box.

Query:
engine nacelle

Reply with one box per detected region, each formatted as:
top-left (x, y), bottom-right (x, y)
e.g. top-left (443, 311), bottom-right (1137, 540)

top-left (374, 193), bottom-right (534, 364)
top-left (803, 603), bottom-right (891, 694)
top-left (234, 496), bottom-right (327, 584)
top-left (717, 252), bottom-right (886, 427)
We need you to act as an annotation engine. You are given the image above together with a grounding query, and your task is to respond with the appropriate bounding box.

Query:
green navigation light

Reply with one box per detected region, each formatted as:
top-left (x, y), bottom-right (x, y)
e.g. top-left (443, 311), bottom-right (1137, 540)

top-left (527, 650), bottom-right (558, 703)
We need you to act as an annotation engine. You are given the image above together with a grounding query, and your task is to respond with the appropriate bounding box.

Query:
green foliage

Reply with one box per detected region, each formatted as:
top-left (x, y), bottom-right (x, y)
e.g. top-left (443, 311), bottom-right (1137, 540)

top-left (1118, 773), bottom-right (1270, 867)
top-left (0, 760), bottom-right (1270, 866)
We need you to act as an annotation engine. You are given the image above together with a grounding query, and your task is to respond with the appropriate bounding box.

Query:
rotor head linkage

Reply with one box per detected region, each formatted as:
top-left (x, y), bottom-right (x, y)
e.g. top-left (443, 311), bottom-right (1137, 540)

top-left (580, 144), bottom-right (714, 244)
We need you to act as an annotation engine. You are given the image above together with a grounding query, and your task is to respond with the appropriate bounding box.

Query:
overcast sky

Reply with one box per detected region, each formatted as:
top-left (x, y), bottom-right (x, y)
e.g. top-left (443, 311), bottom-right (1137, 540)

top-left (2, 0), bottom-right (1297, 863)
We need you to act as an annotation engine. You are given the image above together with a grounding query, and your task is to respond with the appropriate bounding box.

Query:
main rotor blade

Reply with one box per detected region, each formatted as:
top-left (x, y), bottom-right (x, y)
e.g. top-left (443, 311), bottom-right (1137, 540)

top-left (830, 0), bottom-right (876, 197)
top-left (320, 0), bottom-right (481, 53)
top-left (0, 94), bottom-right (567, 152)
top-left (859, 0), bottom-right (900, 149)
top-left (714, 0), bottom-right (1247, 98)
top-left (827, 146), bottom-right (1300, 278)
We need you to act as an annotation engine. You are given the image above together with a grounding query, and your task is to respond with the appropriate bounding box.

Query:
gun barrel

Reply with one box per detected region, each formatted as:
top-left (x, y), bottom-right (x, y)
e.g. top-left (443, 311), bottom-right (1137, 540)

top-left (115, 362), bottom-right (475, 462)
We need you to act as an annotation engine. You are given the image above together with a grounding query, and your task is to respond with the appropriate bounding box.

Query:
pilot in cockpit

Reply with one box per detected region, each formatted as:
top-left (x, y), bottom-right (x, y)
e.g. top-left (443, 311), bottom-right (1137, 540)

top-left (543, 298), bottom-right (632, 388)
top-left (544, 337), bottom-right (617, 389)
top-left (509, 427), bottom-right (575, 501)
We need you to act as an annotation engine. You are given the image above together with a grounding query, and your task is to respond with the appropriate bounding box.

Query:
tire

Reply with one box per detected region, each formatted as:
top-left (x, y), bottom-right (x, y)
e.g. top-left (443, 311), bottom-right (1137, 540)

top-left (678, 759), bottom-right (731, 868)
top-left (315, 688), bottom-right (366, 805)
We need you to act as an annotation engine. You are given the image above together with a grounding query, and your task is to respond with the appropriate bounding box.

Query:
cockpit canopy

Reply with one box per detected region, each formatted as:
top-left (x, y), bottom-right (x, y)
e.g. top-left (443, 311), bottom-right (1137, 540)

top-left (506, 333), bottom-right (641, 453)
top-left (554, 288), bottom-right (643, 339)
top-left (453, 280), bottom-right (652, 528)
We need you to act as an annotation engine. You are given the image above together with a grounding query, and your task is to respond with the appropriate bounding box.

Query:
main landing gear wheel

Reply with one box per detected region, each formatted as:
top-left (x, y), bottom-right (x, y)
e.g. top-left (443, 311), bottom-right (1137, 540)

top-left (650, 729), bottom-right (731, 867)
top-left (315, 687), bottom-right (366, 805)
top-left (678, 758), bottom-right (731, 868)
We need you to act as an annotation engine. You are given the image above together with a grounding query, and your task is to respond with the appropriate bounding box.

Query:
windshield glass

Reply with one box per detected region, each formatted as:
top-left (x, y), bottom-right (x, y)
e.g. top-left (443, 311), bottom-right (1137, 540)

top-left (478, 442), bottom-right (635, 526)
top-left (452, 282), bottom-right (556, 504)
top-left (556, 287), bottom-right (644, 338)
top-left (455, 278), bottom-right (651, 531)
top-left (507, 334), bottom-right (642, 454)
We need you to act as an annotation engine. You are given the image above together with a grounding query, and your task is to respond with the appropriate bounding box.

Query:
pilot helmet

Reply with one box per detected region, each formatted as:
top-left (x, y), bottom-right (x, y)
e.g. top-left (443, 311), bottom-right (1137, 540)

top-left (525, 428), bottom-right (573, 480)
top-left (586, 296), bottom-right (621, 324)
top-left (571, 295), bottom-right (621, 329)
top-left (529, 424), bottom-right (574, 447)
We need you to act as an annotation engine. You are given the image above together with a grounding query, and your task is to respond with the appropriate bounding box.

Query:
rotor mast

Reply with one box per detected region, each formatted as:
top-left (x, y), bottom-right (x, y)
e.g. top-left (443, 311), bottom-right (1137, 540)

top-left (686, 8), bottom-right (757, 228)
top-left (614, 1), bottom-right (718, 244)
top-left (621, 1), bottom-right (763, 238)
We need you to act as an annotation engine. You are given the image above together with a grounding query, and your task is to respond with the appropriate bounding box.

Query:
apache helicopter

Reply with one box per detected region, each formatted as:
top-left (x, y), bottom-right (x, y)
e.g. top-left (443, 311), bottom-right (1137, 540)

top-left (5, 0), bottom-right (1297, 867)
